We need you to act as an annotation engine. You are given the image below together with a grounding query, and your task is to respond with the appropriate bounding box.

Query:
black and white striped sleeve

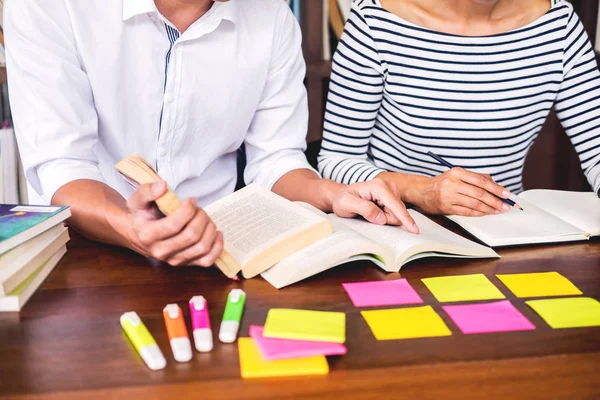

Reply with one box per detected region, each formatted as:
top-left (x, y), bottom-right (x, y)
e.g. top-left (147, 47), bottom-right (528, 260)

top-left (554, 10), bottom-right (600, 195)
top-left (318, 2), bottom-right (387, 184)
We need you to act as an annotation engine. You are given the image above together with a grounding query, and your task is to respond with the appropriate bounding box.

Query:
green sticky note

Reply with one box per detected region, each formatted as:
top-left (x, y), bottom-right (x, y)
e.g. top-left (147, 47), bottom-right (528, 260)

top-left (361, 306), bottom-right (452, 340)
top-left (263, 309), bottom-right (346, 343)
top-left (496, 272), bottom-right (582, 298)
top-left (526, 297), bottom-right (600, 329)
top-left (422, 274), bottom-right (505, 303)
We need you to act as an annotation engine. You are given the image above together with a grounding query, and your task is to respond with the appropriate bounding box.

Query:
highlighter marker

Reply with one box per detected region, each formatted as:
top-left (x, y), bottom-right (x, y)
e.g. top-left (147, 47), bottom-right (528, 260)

top-left (162, 304), bottom-right (193, 362)
top-left (189, 296), bottom-right (213, 352)
top-left (219, 289), bottom-right (246, 343)
top-left (120, 311), bottom-right (167, 370)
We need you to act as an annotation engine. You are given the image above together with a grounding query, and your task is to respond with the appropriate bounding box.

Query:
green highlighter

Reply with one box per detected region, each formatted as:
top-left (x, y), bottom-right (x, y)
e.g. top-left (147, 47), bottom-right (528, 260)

top-left (219, 289), bottom-right (246, 343)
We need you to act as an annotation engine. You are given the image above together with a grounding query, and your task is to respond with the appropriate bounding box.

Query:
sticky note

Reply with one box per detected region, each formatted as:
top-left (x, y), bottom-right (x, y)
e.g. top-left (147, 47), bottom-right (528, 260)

top-left (442, 300), bottom-right (535, 334)
top-left (361, 306), bottom-right (452, 340)
top-left (238, 338), bottom-right (329, 379)
top-left (342, 279), bottom-right (423, 307)
top-left (496, 272), bottom-right (582, 298)
top-left (526, 297), bottom-right (600, 329)
top-left (263, 309), bottom-right (346, 343)
top-left (249, 325), bottom-right (347, 361)
top-left (422, 274), bottom-right (505, 302)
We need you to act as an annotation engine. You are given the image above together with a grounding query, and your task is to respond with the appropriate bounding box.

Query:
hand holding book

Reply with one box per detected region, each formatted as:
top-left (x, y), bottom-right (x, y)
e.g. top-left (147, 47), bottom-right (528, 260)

top-left (115, 154), bottom-right (234, 277)
top-left (115, 154), bottom-right (335, 279)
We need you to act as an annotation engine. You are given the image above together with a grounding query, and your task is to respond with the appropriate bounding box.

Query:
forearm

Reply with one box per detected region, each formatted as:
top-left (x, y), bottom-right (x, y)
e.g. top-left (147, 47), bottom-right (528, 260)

top-left (51, 179), bottom-right (137, 251)
top-left (377, 171), bottom-right (429, 205)
top-left (271, 169), bottom-right (341, 212)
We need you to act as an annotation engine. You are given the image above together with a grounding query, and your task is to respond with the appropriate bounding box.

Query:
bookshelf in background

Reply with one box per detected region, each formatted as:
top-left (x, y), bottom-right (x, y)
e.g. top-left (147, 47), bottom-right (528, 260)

top-left (299, 0), bottom-right (600, 191)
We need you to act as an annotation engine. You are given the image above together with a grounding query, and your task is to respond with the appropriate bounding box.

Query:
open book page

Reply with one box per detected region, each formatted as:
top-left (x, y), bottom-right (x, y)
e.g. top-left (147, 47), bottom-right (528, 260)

top-left (518, 190), bottom-right (600, 236)
top-left (339, 211), bottom-right (498, 266)
top-left (261, 205), bottom-right (393, 289)
top-left (447, 196), bottom-right (587, 247)
top-left (204, 184), bottom-right (332, 273)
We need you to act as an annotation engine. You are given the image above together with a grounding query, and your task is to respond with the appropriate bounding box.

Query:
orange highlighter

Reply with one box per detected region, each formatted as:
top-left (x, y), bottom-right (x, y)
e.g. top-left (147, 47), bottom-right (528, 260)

top-left (163, 304), bottom-right (193, 362)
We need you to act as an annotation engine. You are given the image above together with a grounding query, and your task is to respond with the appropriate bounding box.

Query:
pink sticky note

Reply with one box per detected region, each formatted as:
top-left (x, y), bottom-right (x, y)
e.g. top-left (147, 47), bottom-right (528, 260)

top-left (342, 279), bottom-right (423, 307)
top-left (442, 300), bottom-right (536, 334)
top-left (249, 325), bottom-right (347, 361)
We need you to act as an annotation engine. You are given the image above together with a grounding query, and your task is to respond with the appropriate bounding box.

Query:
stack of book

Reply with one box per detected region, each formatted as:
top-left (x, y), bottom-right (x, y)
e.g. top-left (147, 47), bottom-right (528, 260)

top-left (0, 204), bottom-right (71, 311)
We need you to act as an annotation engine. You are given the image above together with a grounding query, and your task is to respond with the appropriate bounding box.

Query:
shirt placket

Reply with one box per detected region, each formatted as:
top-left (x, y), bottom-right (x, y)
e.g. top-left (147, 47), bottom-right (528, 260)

top-left (157, 23), bottom-right (180, 181)
top-left (156, 12), bottom-right (222, 184)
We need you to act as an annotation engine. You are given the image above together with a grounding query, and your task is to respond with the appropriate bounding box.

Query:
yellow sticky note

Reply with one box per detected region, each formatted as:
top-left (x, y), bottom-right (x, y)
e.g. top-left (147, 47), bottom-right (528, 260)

top-left (238, 338), bottom-right (329, 379)
top-left (422, 274), bottom-right (505, 303)
top-left (263, 309), bottom-right (346, 343)
top-left (526, 297), bottom-right (600, 329)
top-left (497, 272), bottom-right (582, 298)
top-left (361, 306), bottom-right (452, 340)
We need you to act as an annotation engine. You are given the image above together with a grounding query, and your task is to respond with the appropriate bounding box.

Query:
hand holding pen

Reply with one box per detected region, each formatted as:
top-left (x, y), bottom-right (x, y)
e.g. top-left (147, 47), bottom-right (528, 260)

top-left (426, 152), bottom-right (523, 214)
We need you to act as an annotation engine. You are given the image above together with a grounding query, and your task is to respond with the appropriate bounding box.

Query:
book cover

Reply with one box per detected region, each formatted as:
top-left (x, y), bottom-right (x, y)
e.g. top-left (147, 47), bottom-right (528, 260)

top-left (0, 205), bottom-right (70, 254)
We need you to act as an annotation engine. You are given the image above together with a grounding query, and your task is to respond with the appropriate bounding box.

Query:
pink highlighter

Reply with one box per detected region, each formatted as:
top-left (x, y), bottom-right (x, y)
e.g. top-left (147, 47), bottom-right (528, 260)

top-left (189, 296), bottom-right (213, 352)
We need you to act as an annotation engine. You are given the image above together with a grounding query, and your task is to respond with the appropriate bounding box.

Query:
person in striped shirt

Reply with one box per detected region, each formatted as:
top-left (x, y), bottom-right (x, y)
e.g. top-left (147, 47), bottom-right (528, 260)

top-left (318, 0), bottom-right (600, 217)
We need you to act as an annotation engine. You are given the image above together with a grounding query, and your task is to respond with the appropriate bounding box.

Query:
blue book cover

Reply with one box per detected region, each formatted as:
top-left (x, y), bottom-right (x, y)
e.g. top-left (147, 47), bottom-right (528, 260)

top-left (0, 205), bottom-right (70, 254)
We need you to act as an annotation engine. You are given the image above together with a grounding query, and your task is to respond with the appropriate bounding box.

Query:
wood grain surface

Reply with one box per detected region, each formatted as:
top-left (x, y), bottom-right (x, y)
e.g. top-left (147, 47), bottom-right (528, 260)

top-left (1, 230), bottom-right (599, 400)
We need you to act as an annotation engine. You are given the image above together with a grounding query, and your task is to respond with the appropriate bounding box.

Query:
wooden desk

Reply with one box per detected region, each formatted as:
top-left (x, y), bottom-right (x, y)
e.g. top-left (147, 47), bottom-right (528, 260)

top-left (1, 232), bottom-right (599, 400)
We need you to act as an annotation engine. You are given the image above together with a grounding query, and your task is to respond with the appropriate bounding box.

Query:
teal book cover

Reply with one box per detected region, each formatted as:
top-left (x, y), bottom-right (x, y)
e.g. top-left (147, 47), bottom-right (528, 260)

top-left (0, 205), bottom-right (68, 243)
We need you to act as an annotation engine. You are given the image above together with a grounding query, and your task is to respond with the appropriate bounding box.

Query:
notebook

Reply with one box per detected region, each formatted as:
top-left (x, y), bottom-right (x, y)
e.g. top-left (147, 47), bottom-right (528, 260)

top-left (447, 190), bottom-right (599, 247)
top-left (0, 204), bottom-right (71, 255)
top-left (0, 245), bottom-right (67, 312)
top-left (0, 225), bottom-right (69, 295)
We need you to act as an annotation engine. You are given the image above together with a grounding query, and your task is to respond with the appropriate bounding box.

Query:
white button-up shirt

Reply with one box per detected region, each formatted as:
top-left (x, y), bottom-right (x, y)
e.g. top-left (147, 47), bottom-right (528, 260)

top-left (6, 0), bottom-right (314, 206)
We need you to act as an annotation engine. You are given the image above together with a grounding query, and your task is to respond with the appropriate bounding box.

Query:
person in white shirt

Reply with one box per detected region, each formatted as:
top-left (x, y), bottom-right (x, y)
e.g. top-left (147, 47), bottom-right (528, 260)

top-left (5, 0), bottom-right (418, 268)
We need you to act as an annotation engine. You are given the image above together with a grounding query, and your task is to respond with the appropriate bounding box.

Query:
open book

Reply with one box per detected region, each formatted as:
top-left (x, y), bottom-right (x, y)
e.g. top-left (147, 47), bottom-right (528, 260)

top-left (261, 204), bottom-right (499, 289)
top-left (115, 154), bottom-right (333, 278)
top-left (447, 190), bottom-right (600, 247)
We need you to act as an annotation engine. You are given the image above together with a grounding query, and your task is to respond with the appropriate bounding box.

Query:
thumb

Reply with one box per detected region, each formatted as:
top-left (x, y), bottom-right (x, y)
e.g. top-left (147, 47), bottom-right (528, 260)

top-left (127, 181), bottom-right (167, 212)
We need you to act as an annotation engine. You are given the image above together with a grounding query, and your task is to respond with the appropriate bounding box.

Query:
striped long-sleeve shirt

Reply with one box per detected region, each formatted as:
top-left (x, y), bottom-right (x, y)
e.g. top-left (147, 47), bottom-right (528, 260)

top-left (318, 0), bottom-right (600, 195)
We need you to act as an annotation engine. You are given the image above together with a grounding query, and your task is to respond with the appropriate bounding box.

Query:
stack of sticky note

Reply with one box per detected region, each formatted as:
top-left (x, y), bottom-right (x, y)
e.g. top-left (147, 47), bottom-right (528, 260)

top-left (238, 309), bottom-right (347, 379)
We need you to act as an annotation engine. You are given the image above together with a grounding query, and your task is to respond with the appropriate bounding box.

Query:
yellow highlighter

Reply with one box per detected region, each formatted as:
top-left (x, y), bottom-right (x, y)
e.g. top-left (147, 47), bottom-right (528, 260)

top-left (120, 311), bottom-right (167, 370)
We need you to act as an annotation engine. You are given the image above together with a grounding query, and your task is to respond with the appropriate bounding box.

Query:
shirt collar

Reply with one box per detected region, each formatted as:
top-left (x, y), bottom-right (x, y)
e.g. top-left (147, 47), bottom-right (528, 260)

top-left (122, 0), bottom-right (158, 21)
top-left (211, 1), bottom-right (238, 25)
top-left (122, 0), bottom-right (238, 24)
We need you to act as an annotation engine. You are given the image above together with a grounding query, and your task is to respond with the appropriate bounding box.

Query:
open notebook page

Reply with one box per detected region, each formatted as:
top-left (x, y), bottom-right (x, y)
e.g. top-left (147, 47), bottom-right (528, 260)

top-left (447, 196), bottom-right (587, 247)
top-left (518, 190), bottom-right (600, 236)
top-left (339, 210), bottom-right (496, 261)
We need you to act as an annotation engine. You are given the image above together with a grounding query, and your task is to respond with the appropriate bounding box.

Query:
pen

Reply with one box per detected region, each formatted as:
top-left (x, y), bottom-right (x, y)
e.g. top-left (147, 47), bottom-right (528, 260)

top-left (120, 311), bottom-right (167, 370)
top-left (189, 296), bottom-right (214, 352)
top-left (426, 151), bottom-right (523, 211)
top-left (163, 304), bottom-right (193, 362)
top-left (219, 289), bottom-right (246, 343)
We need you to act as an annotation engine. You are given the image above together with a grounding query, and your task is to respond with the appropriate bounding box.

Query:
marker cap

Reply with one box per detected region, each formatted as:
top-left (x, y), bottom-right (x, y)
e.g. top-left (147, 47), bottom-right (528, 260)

top-left (140, 344), bottom-right (167, 370)
top-left (219, 320), bottom-right (240, 343)
top-left (193, 328), bottom-right (214, 352)
top-left (169, 337), bottom-right (193, 362)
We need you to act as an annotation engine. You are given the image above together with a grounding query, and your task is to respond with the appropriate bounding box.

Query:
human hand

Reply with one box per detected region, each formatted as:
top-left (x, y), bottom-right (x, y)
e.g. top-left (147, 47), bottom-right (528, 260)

top-left (323, 178), bottom-right (419, 234)
top-left (391, 168), bottom-right (512, 216)
top-left (125, 181), bottom-right (224, 267)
